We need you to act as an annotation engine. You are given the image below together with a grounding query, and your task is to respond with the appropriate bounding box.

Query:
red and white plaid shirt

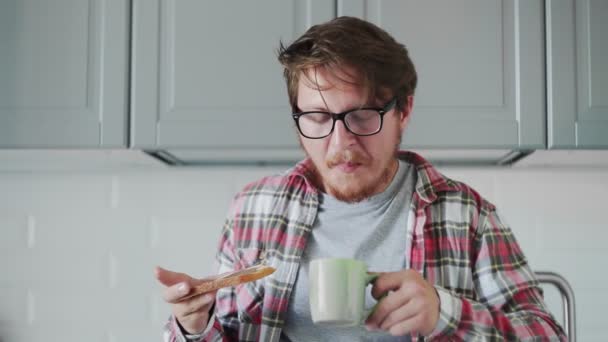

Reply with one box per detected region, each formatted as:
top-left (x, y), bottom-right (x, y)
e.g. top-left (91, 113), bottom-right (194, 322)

top-left (164, 151), bottom-right (566, 341)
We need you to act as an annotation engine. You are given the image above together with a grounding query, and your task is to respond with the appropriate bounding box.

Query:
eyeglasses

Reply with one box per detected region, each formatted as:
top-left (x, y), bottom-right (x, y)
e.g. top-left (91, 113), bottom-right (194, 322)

top-left (292, 97), bottom-right (397, 139)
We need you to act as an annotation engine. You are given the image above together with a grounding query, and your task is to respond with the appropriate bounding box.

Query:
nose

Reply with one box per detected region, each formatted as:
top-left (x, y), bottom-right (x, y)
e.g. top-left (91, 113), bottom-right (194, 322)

top-left (329, 120), bottom-right (357, 149)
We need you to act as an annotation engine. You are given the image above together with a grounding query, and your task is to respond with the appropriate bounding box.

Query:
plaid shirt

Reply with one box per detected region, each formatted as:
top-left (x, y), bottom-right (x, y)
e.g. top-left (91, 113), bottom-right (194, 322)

top-left (164, 151), bottom-right (566, 341)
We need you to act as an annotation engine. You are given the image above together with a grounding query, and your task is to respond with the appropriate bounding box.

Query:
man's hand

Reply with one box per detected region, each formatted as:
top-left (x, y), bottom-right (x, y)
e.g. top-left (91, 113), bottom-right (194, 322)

top-left (365, 270), bottom-right (440, 336)
top-left (155, 266), bottom-right (217, 335)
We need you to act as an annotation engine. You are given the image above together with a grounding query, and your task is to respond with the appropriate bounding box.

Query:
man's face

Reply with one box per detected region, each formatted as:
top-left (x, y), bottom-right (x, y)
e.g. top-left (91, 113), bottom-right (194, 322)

top-left (296, 68), bottom-right (412, 203)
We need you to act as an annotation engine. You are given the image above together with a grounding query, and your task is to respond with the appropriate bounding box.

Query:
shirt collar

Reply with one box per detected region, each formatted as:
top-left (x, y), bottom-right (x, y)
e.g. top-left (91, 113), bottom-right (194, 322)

top-left (396, 150), bottom-right (452, 205)
top-left (288, 150), bottom-right (456, 206)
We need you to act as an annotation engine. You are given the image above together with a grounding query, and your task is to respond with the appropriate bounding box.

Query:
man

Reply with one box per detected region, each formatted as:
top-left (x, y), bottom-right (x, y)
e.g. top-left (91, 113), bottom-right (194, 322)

top-left (157, 16), bottom-right (566, 341)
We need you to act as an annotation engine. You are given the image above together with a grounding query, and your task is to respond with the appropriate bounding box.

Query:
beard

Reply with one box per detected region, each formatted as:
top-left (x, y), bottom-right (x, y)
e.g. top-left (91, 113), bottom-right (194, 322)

top-left (301, 141), bottom-right (400, 204)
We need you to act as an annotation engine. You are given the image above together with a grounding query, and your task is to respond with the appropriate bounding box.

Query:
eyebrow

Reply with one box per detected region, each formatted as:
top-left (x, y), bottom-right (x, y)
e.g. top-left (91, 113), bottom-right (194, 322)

top-left (307, 106), bottom-right (331, 111)
top-left (298, 103), bottom-right (375, 113)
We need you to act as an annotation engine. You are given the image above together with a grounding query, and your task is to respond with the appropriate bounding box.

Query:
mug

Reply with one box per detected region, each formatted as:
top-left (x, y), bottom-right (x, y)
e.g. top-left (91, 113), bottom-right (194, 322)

top-left (309, 258), bottom-right (379, 327)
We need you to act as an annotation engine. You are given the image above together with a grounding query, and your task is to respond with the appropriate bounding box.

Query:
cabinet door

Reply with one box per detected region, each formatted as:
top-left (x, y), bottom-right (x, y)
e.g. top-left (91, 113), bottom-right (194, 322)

top-left (338, 0), bottom-right (545, 149)
top-left (0, 0), bottom-right (129, 148)
top-left (547, 0), bottom-right (608, 148)
top-left (131, 0), bottom-right (334, 151)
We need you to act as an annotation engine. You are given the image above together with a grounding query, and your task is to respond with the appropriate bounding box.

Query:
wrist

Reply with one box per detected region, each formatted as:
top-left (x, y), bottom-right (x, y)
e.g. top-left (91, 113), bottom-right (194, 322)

top-left (421, 287), bottom-right (441, 335)
top-left (425, 286), bottom-right (462, 338)
top-left (175, 313), bottom-right (209, 335)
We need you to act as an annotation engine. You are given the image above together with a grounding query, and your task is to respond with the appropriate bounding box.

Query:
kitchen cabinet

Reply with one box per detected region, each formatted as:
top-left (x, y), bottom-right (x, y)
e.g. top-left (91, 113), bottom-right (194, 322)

top-left (547, 0), bottom-right (608, 148)
top-left (338, 0), bottom-right (545, 149)
top-left (130, 0), bottom-right (334, 153)
top-left (0, 0), bottom-right (129, 148)
top-left (3, 0), bottom-right (606, 158)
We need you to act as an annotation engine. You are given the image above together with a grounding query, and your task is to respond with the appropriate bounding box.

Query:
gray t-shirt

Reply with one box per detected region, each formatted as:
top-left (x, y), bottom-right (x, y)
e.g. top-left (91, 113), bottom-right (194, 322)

top-left (281, 160), bottom-right (417, 342)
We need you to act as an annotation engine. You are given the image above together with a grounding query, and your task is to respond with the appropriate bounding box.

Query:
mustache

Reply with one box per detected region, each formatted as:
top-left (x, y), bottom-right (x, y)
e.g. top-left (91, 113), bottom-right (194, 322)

top-left (326, 149), bottom-right (370, 168)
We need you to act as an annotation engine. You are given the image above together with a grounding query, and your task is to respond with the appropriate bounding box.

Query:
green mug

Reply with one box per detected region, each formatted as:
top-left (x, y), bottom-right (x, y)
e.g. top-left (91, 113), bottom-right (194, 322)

top-left (309, 258), bottom-right (379, 327)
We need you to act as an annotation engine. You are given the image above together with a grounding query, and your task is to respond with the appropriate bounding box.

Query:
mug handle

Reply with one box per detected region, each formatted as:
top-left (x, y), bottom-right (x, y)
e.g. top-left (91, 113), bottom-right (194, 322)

top-left (365, 271), bottom-right (381, 285)
top-left (362, 272), bottom-right (386, 322)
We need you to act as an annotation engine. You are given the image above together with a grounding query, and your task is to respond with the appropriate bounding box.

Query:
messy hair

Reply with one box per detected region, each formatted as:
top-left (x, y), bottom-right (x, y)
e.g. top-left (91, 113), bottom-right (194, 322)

top-left (277, 16), bottom-right (418, 112)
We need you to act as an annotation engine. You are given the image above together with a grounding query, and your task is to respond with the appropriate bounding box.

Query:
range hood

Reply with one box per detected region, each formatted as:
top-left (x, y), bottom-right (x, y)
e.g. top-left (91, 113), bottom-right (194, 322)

top-left (145, 148), bottom-right (534, 167)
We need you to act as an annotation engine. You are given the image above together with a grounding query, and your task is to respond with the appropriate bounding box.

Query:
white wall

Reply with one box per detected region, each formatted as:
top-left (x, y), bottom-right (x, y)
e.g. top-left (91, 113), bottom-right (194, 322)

top-left (0, 162), bottom-right (606, 341)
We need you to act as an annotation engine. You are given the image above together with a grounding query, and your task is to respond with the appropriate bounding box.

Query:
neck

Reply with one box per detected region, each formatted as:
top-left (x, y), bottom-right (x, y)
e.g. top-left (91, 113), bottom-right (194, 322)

top-left (371, 158), bottom-right (399, 196)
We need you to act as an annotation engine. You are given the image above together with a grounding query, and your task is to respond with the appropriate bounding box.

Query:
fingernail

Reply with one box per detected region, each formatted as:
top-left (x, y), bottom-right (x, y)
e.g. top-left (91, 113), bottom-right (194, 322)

top-left (365, 324), bottom-right (376, 331)
top-left (177, 282), bottom-right (188, 294)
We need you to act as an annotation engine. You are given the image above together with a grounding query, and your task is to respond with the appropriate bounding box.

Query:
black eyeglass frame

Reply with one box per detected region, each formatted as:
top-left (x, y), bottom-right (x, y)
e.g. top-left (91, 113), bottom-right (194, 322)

top-left (291, 97), bottom-right (398, 139)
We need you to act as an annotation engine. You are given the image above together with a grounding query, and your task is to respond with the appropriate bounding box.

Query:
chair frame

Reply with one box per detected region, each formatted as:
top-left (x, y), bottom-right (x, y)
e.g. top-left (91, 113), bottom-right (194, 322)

top-left (535, 271), bottom-right (576, 342)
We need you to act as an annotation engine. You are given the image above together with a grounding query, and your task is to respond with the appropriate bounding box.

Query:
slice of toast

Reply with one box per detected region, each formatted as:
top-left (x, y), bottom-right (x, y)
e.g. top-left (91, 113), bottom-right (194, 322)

top-left (178, 264), bottom-right (276, 301)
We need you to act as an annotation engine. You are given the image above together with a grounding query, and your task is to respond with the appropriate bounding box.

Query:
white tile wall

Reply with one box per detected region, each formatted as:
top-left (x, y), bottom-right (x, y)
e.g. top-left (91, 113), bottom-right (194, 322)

top-left (0, 164), bottom-right (606, 341)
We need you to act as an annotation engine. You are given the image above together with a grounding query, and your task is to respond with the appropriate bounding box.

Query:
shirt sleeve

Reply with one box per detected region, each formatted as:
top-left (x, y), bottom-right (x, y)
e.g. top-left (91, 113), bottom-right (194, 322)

top-left (162, 313), bottom-right (216, 342)
top-left (426, 207), bottom-right (567, 341)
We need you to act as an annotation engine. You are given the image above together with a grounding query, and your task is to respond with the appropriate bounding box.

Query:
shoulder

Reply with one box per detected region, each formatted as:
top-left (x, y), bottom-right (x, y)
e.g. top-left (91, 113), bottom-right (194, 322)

top-left (237, 168), bottom-right (314, 199)
top-left (228, 161), bottom-right (319, 216)
top-left (402, 152), bottom-right (497, 236)
top-left (220, 162), bottom-right (319, 252)
top-left (437, 176), bottom-right (495, 213)
top-left (402, 151), bottom-right (495, 213)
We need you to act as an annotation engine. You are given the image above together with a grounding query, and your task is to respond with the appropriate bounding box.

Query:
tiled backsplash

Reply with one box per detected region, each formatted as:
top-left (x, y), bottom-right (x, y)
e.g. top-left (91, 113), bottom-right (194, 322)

top-left (1, 164), bottom-right (606, 341)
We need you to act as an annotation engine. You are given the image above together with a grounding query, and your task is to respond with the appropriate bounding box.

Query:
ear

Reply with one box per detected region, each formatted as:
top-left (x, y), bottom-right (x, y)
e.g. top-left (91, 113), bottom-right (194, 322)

top-left (398, 95), bottom-right (414, 131)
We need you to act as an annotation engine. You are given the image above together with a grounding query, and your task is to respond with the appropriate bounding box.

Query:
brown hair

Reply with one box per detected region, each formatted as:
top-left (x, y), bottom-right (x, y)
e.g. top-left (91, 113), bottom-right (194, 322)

top-left (277, 16), bottom-right (417, 113)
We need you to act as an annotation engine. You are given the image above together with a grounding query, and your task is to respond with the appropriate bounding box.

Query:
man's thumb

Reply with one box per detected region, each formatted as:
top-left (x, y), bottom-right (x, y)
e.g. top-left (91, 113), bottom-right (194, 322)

top-left (155, 266), bottom-right (190, 286)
